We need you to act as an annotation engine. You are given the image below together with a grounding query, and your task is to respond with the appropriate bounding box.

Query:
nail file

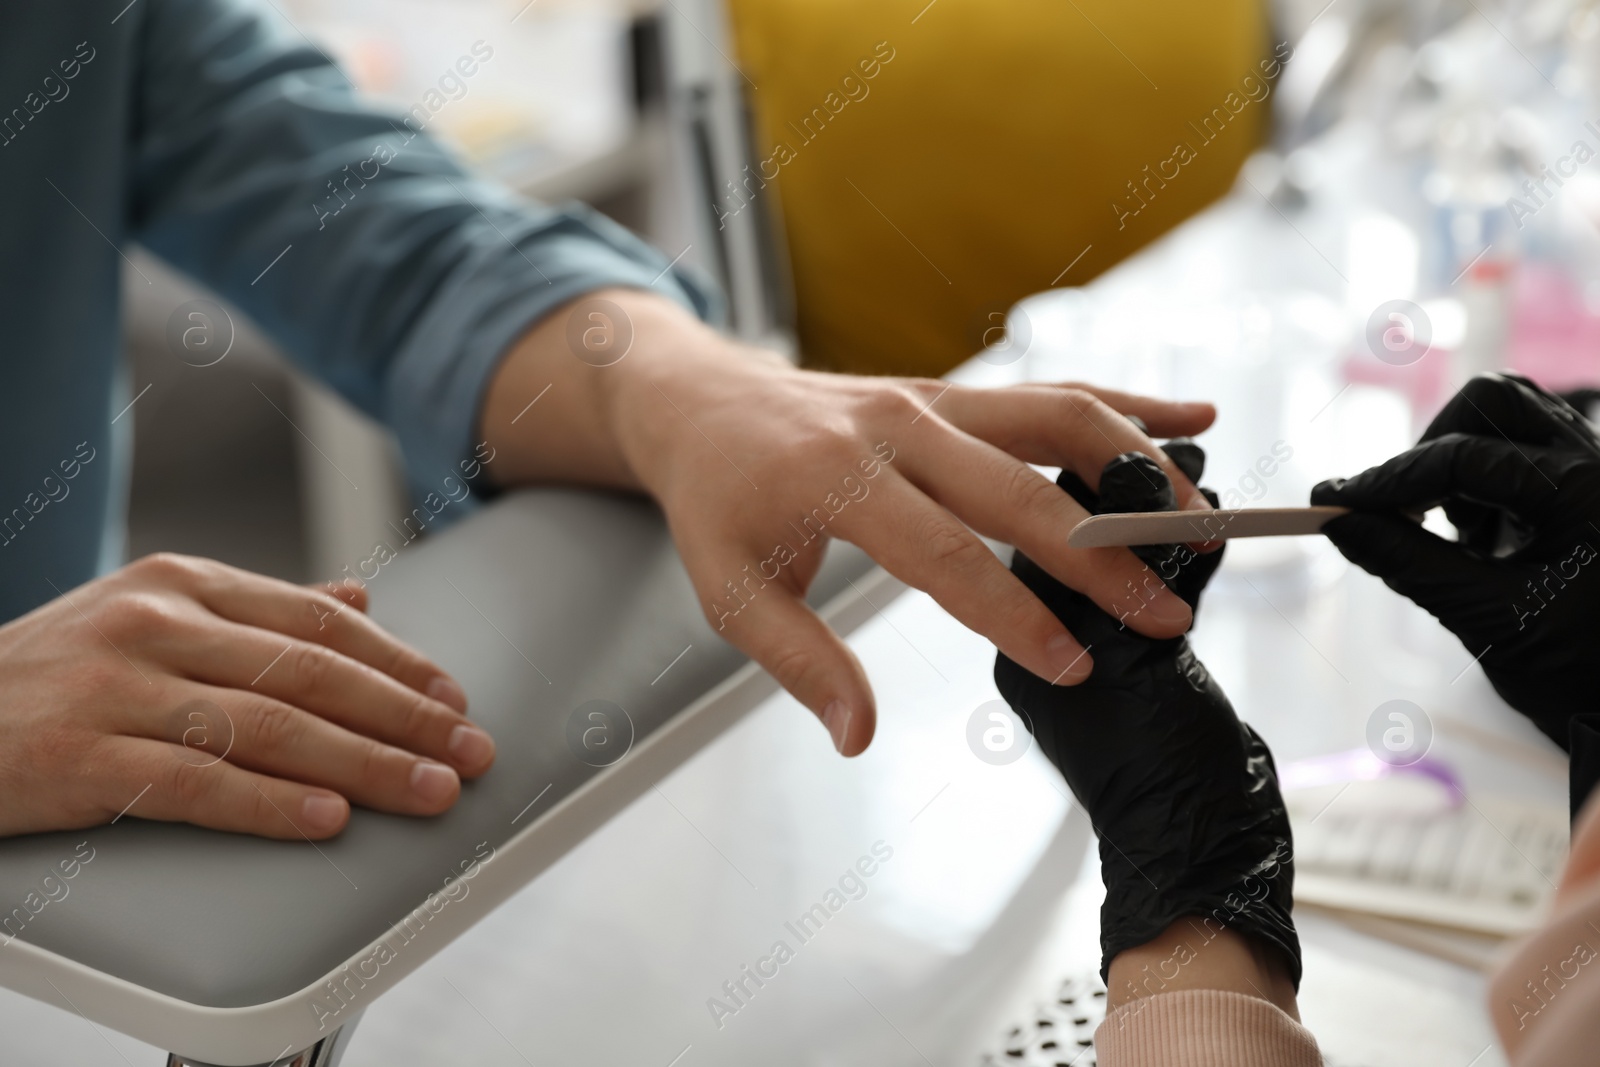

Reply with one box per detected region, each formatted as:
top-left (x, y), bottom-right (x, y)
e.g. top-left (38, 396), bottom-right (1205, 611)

top-left (1067, 506), bottom-right (1351, 548)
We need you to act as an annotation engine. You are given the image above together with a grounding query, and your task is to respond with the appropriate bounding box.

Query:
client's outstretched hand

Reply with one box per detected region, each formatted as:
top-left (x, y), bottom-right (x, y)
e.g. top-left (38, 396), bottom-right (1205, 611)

top-left (994, 445), bottom-right (1299, 995)
top-left (1312, 374), bottom-right (1600, 770)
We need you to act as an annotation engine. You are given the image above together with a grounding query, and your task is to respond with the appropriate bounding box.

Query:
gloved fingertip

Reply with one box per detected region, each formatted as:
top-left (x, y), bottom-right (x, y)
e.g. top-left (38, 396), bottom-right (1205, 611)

top-left (1309, 477), bottom-right (1349, 505)
top-left (1100, 452), bottom-right (1176, 514)
top-left (1163, 438), bottom-right (1206, 485)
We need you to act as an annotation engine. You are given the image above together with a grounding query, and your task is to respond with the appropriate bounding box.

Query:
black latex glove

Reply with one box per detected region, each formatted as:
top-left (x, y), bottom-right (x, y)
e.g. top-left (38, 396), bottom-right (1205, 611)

top-left (995, 444), bottom-right (1300, 986)
top-left (1311, 373), bottom-right (1600, 815)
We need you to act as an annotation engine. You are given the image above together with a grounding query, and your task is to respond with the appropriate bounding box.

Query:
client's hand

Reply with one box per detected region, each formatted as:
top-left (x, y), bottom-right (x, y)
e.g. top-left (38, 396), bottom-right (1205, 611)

top-left (994, 445), bottom-right (1299, 1008)
top-left (0, 554), bottom-right (495, 840)
top-left (1312, 373), bottom-right (1600, 757)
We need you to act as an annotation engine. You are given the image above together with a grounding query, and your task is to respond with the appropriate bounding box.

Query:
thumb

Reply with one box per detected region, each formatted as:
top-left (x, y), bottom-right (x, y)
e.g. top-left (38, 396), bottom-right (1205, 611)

top-left (707, 581), bottom-right (878, 756)
top-left (1320, 511), bottom-right (1489, 610)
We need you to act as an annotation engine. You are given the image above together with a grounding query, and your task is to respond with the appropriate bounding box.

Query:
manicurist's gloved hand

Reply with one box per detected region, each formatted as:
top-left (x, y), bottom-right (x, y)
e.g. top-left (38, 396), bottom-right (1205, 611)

top-left (1311, 373), bottom-right (1600, 811)
top-left (994, 444), bottom-right (1300, 997)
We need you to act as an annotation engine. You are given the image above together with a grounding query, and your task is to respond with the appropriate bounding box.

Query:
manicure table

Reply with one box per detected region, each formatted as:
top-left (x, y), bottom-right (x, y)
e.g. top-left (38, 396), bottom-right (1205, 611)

top-left (0, 488), bottom-right (911, 1065)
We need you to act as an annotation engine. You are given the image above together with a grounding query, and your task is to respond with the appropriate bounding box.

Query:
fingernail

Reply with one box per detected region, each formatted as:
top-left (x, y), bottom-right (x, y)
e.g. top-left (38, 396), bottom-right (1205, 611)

top-left (301, 793), bottom-right (346, 833)
top-left (1047, 632), bottom-right (1090, 682)
top-left (1148, 590), bottom-right (1194, 627)
top-left (447, 723), bottom-right (496, 771)
top-left (427, 675), bottom-right (468, 712)
top-left (410, 760), bottom-right (459, 804)
top-left (1184, 491), bottom-right (1211, 511)
top-left (822, 700), bottom-right (852, 754)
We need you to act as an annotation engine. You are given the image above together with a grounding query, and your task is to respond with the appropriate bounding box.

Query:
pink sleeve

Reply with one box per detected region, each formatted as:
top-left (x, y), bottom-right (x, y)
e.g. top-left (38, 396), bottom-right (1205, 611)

top-left (1095, 989), bottom-right (1323, 1067)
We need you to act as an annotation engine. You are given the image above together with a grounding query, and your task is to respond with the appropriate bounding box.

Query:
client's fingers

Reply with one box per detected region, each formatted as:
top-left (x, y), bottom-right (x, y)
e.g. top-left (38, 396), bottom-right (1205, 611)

top-left (197, 567), bottom-right (468, 713)
top-left (836, 471), bottom-right (1099, 685)
top-left (111, 739), bottom-right (352, 840)
top-left (702, 574), bottom-right (877, 756)
top-left (923, 383), bottom-right (1212, 511)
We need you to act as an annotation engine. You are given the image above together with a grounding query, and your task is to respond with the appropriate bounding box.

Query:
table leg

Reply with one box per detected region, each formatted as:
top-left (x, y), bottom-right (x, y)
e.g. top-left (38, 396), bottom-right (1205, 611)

top-left (166, 1012), bottom-right (363, 1067)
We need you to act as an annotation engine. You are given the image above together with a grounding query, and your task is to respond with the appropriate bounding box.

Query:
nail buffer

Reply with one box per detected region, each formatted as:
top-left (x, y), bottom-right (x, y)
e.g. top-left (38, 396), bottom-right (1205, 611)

top-left (1067, 506), bottom-right (1351, 548)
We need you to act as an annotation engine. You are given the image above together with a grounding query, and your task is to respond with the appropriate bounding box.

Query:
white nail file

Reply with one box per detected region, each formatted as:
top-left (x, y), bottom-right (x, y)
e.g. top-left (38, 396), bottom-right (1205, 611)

top-left (1067, 506), bottom-right (1351, 548)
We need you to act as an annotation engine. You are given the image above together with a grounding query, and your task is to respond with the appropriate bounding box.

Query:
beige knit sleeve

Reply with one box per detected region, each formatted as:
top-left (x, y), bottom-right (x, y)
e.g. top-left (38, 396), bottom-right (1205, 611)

top-left (1095, 989), bottom-right (1323, 1067)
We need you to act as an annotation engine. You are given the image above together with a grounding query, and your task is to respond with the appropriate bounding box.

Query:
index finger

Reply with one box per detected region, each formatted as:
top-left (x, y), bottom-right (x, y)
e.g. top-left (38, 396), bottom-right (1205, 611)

top-left (191, 565), bottom-right (469, 712)
top-left (922, 382), bottom-right (1214, 512)
top-left (1311, 434), bottom-right (1575, 519)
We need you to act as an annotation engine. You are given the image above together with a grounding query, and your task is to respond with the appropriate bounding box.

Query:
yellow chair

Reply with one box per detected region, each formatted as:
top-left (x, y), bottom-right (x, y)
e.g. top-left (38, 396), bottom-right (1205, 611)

top-left (719, 0), bottom-right (1275, 376)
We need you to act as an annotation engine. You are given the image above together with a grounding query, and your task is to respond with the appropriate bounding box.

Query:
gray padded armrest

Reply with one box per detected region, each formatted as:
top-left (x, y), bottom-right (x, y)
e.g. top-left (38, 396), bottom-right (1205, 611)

top-left (0, 489), bottom-right (884, 1058)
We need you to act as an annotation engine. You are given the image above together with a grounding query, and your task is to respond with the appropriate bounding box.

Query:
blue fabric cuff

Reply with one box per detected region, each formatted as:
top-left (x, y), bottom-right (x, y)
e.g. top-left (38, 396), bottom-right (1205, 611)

top-left (381, 196), bottom-right (719, 521)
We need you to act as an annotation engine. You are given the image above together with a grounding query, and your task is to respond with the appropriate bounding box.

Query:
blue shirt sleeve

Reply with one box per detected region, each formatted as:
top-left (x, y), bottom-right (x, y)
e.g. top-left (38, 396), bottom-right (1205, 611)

top-left (126, 0), bottom-right (718, 504)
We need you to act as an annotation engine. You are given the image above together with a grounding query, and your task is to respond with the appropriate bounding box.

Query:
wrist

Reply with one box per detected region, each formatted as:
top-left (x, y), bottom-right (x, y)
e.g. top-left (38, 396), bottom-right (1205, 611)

top-left (597, 290), bottom-right (716, 482)
top-left (479, 286), bottom-right (729, 492)
top-left (598, 290), bottom-right (789, 497)
top-left (1106, 919), bottom-right (1300, 1020)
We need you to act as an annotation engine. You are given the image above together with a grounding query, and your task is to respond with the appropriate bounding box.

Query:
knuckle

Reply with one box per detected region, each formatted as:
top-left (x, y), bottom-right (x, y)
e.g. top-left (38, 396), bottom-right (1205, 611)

top-left (917, 517), bottom-right (983, 574)
top-left (288, 643), bottom-right (333, 696)
top-left (129, 552), bottom-right (202, 586)
top-left (1002, 462), bottom-right (1057, 513)
top-left (96, 591), bottom-right (178, 641)
top-left (765, 643), bottom-right (821, 693)
top-left (350, 737), bottom-right (387, 790)
top-left (394, 691), bottom-right (435, 745)
top-left (305, 591), bottom-right (348, 631)
top-left (869, 385), bottom-right (924, 422)
top-left (247, 698), bottom-right (306, 754)
top-left (161, 757), bottom-right (218, 809)
top-left (799, 421), bottom-right (861, 465)
top-left (1055, 388), bottom-right (1101, 424)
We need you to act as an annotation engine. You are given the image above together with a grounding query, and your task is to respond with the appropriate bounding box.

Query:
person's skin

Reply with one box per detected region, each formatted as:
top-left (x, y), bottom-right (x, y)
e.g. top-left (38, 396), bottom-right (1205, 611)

top-left (0, 557), bottom-right (492, 840)
top-left (1106, 920), bottom-right (1300, 1020)
top-left (1490, 793), bottom-right (1600, 1064)
top-left (0, 287), bottom-right (1213, 841)
top-left (481, 287), bottom-right (1216, 755)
